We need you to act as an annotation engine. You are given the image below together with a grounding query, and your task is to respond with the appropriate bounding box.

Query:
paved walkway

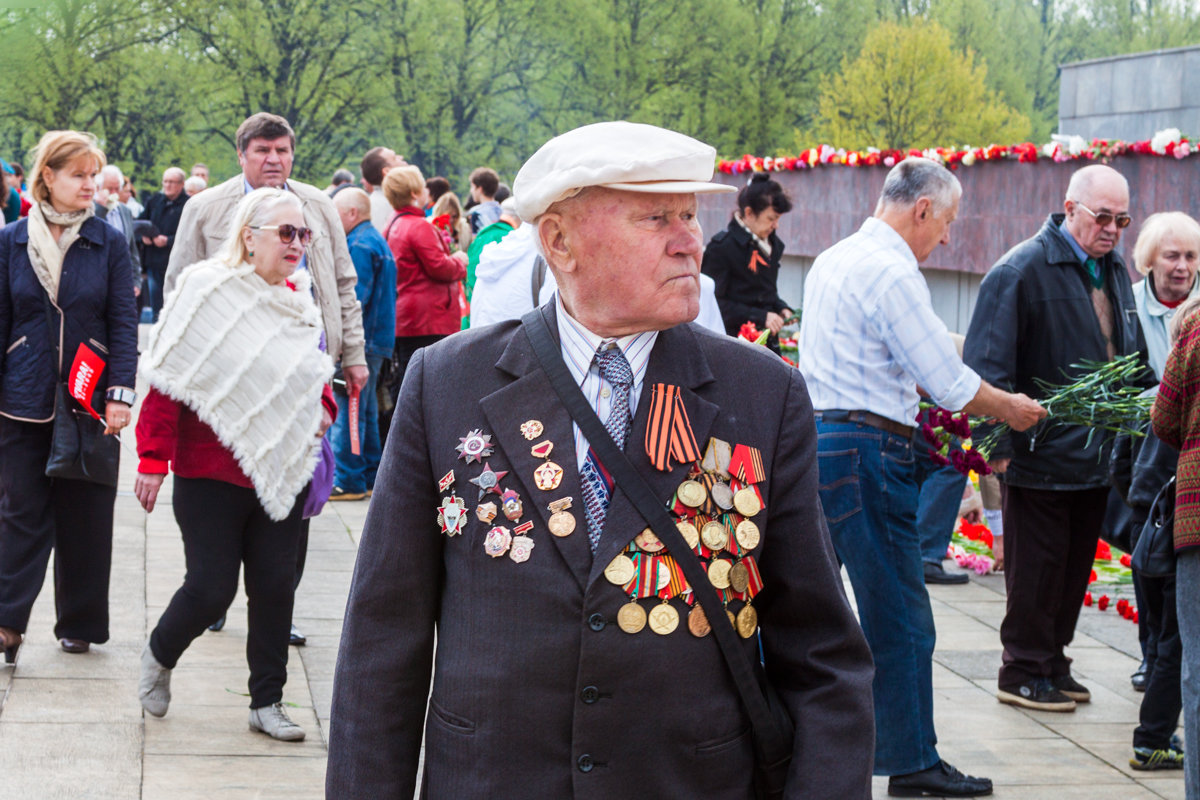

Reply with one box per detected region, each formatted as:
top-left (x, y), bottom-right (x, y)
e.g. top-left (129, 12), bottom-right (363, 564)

top-left (0, 428), bottom-right (1183, 798)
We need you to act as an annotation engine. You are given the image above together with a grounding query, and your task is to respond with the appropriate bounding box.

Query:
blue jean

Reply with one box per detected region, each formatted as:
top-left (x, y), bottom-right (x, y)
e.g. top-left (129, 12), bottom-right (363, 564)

top-left (329, 355), bottom-right (384, 493)
top-left (816, 420), bottom-right (939, 776)
top-left (914, 438), bottom-right (968, 564)
top-left (1177, 549), bottom-right (1200, 798)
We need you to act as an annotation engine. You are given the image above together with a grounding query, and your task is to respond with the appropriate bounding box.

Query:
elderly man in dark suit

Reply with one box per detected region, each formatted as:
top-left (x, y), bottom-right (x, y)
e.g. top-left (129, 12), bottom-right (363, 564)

top-left (327, 122), bottom-right (875, 799)
top-left (95, 164), bottom-right (141, 293)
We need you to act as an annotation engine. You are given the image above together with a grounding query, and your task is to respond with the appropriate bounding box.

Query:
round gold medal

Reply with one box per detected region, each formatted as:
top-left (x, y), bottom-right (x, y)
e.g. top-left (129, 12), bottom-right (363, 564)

top-left (677, 480), bottom-right (706, 508)
top-left (617, 601), bottom-right (646, 633)
top-left (700, 520), bottom-right (729, 551)
top-left (676, 520), bottom-right (700, 549)
top-left (687, 605), bottom-right (711, 638)
top-left (604, 554), bottom-right (636, 586)
top-left (736, 604), bottom-right (758, 638)
top-left (708, 559), bottom-right (732, 589)
top-left (733, 487), bottom-right (762, 517)
top-left (533, 461), bottom-right (564, 491)
top-left (635, 527), bottom-right (666, 553)
top-left (647, 602), bottom-right (680, 635)
top-left (734, 519), bottom-right (761, 550)
top-left (726, 609), bottom-right (737, 628)
top-left (548, 511), bottom-right (576, 537)
top-left (729, 560), bottom-right (750, 593)
top-left (710, 481), bottom-right (735, 510)
top-left (656, 564), bottom-right (671, 591)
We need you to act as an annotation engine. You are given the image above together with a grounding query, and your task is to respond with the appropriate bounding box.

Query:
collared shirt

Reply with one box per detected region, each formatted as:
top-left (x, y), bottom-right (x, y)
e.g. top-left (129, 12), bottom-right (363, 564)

top-left (1060, 223), bottom-right (1088, 265)
top-left (370, 188), bottom-right (392, 233)
top-left (796, 216), bottom-right (981, 426)
top-left (556, 293), bottom-right (657, 470)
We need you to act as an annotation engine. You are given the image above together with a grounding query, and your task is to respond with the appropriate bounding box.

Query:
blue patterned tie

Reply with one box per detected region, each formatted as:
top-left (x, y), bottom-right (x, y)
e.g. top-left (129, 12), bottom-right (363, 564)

top-left (581, 345), bottom-right (634, 551)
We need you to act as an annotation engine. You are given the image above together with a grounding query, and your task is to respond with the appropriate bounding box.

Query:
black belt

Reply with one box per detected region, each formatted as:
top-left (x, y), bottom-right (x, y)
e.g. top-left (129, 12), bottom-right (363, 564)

top-left (815, 409), bottom-right (915, 439)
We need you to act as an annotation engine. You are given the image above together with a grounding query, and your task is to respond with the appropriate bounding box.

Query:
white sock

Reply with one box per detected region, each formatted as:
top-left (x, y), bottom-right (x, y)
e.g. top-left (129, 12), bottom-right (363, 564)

top-left (983, 507), bottom-right (1004, 539)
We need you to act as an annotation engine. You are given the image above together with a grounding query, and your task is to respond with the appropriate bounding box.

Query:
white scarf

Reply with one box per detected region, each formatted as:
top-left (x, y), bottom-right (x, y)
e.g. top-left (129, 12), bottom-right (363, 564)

top-left (734, 213), bottom-right (772, 258)
top-left (141, 260), bottom-right (333, 520)
top-left (27, 202), bottom-right (93, 300)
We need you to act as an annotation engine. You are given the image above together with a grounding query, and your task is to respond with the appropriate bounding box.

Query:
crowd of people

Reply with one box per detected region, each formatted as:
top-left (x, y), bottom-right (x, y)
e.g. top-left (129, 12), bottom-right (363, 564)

top-left (2, 112), bottom-right (1200, 799)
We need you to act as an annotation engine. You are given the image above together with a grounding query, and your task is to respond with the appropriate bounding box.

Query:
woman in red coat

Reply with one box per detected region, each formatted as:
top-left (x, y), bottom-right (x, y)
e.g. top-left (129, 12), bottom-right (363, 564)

top-left (382, 165), bottom-right (467, 407)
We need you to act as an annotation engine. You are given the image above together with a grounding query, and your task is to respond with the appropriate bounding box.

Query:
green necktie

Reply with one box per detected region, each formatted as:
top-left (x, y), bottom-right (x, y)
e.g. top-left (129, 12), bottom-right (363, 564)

top-left (1084, 257), bottom-right (1103, 290)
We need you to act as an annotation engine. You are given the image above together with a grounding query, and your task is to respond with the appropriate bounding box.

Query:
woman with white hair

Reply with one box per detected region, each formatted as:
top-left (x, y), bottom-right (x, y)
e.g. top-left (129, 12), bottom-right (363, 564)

top-left (1133, 212), bottom-right (1200, 379)
top-left (133, 188), bottom-right (335, 741)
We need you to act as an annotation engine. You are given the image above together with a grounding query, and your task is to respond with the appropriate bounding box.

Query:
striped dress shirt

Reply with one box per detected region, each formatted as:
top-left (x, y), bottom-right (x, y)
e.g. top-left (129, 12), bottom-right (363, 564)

top-left (796, 217), bottom-right (981, 426)
top-left (556, 294), bottom-right (657, 470)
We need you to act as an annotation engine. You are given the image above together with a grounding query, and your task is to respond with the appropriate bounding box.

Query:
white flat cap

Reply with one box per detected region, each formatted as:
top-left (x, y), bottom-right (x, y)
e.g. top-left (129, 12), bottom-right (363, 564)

top-left (513, 121), bottom-right (735, 221)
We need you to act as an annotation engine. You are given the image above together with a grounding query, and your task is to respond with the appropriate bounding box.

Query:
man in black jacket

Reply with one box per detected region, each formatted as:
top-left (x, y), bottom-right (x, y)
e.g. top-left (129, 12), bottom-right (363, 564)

top-left (138, 167), bottom-right (188, 322)
top-left (964, 164), bottom-right (1151, 712)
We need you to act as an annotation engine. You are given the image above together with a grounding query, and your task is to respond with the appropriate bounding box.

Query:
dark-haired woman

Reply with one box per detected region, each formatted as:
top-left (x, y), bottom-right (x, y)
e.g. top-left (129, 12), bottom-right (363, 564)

top-left (701, 173), bottom-right (794, 354)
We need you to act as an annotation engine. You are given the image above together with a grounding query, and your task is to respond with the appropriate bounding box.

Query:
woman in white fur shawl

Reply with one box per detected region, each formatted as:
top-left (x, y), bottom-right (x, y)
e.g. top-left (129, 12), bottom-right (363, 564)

top-left (133, 188), bottom-right (334, 742)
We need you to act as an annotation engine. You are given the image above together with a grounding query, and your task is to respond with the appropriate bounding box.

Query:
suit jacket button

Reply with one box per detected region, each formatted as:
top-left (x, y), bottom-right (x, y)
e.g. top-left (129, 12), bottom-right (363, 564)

top-left (587, 613), bottom-right (606, 631)
top-left (581, 685), bottom-right (599, 704)
top-left (577, 754), bottom-right (594, 772)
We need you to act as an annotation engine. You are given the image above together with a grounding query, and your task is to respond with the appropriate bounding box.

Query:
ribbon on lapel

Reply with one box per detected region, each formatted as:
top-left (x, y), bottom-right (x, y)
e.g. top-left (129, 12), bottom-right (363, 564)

top-left (643, 383), bottom-right (701, 473)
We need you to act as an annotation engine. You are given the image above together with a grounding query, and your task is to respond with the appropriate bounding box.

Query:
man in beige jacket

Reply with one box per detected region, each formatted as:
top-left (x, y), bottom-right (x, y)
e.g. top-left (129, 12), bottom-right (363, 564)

top-left (165, 112), bottom-right (368, 647)
top-left (166, 112), bottom-right (368, 391)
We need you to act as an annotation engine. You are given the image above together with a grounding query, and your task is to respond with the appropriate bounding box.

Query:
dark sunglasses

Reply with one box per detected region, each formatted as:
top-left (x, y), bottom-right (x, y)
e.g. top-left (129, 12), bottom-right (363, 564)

top-left (1073, 201), bottom-right (1132, 229)
top-left (249, 224), bottom-right (313, 244)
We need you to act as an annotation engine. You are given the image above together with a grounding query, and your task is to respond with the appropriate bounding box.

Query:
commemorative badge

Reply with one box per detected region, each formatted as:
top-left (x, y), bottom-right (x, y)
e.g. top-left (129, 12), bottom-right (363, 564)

top-left (634, 527), bottom-right (666, 553)
top-left (501, 488), bottom-right (524, 521)
top-left (617, 600), bottom-right (647, 634)
top-left (469, 462), bottom-right (508, 498)
top-left (647, 601), bottom-right (680, 635)
top-left (438, 470), bottom-right (456, 492)
top-left (483, 525), bottom-right (512, 558)
top-left (510, 521), bottom-right (535, 563)
top-left (437, 495), bottom-right (467, 536)
top-left (530, 440), bottom-right (563, 491)
top-left (476, 501), bottom-right (498, 523)
top-left (520, 420), bottom-right (544, 440)
top-left (456, 429), bottom-right (494, 464)
top-left (548, 497), bottom-right (576, 537)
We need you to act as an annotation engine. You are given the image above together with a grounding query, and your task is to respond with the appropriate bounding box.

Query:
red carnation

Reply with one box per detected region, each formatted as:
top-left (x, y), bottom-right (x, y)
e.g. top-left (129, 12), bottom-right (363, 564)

top-left (1098, 595), bottom-right (1110, 611)
top-left (1095, 540), bottom-right (1112, 560)
top-left (1120, 553), bottom-right (1132, 567)
top-left (1083, 592), bottom-right (1093, 606)
top-left (1089, 569), bottom-right (1097, 584)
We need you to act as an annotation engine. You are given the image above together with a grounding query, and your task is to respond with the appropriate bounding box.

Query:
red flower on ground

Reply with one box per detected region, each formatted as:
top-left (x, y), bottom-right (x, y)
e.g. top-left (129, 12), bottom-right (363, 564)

top-left (1098, 595), bottom-right (1110, 611)
top-left (1095, 540), bottom-right (1112, 561)
top-left (1089, 569), bottom-right (1097, 584)
top-left (1083, 592), bottom-right (1093, 607)
top-left (1120, 553), bottom-right (1132, 567)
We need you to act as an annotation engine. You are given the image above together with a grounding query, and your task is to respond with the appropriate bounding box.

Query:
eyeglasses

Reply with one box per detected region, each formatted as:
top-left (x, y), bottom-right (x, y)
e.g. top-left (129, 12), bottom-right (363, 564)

top-left (249, 224), bottom-right (313, 244)
top-left (1072, 201), bottom-right (1132, 229)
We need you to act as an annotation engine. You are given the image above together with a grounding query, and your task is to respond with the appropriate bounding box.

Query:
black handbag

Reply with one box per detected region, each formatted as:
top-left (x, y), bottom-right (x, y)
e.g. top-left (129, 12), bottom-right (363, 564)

top-left (41, 294), bottom-right (120, 487)
top-left (1132, 476), bottom-right (1176, 578)
top-left (522, 309), bottom-right (794, 799)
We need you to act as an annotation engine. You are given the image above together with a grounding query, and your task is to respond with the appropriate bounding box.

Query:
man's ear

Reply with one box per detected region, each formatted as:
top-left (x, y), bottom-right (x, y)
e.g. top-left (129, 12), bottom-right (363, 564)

top-left (538, 213), bottom-right (576, 274)
top-left (914, 196), bottom-right (932, 222)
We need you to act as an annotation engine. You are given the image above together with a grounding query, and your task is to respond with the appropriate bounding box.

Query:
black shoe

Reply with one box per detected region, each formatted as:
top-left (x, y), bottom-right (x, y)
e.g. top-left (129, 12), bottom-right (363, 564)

top-left (289, 624), bottom-right (306, 647)
top-left (924, 561), bottom-right (970, 585)
top-left (997, 678), bottom-right (1076, 712)
top-left (1052, 674), bottom-right (1090, 703)
top-left (888, 760), bottom-right (993, 797)
top-left (1131, 659), bottom-right (1149, 692)
top-left (208, 615), bottom-right (226, 632)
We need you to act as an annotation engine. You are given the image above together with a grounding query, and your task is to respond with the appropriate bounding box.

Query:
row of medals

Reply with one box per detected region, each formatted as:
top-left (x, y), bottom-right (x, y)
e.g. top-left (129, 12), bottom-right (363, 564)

top-left (443, 423), bottom-right (765, 641)
top-left (602, 468), bottom-right (764, 639)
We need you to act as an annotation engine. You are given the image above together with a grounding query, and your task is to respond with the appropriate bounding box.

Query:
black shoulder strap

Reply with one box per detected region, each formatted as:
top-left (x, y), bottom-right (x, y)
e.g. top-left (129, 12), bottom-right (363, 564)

top-left (530, 254), bottom-right (548, 308)
top-left (520, 308), bottom-right (792, 775)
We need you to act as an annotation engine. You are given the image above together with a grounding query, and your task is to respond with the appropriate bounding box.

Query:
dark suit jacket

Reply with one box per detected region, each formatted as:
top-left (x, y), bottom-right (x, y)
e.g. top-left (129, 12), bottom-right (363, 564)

top-left (702, 218), bottom-right (790, 336)
top-left (327, 306), bottom-right (875, 799)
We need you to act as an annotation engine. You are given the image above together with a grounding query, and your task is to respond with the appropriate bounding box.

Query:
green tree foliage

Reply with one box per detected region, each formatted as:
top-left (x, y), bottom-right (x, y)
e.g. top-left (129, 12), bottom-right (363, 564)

top-left (813, 19), bottom-right (1031, 150)
top-left (3, 0), bottom-right (1200, 191)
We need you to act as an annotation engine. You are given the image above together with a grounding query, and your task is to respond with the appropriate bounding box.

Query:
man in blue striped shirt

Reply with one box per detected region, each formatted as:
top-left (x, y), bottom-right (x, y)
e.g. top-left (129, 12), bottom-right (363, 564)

top-left (798, 158), bottom-right (1044, 798)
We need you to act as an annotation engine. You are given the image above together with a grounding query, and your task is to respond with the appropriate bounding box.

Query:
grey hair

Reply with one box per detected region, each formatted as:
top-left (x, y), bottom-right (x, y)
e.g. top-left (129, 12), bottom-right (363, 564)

top-left (875, 157), bottom-right (961, 215)
top-left (1065, 164), bottom-right (1129, 206)
top-left (99, 163), bottom-right (124, 185)
top-left (216, 188), bottom-right (303, 267)
top-left (163, 166), bottom-right (186, 181)
top-left (184, 175), bottom-right (206, 193)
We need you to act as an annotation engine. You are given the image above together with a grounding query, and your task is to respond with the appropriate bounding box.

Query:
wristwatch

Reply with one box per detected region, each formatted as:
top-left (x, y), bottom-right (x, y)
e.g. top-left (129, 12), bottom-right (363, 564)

top-left (106, 387), bottom-right (137, 406)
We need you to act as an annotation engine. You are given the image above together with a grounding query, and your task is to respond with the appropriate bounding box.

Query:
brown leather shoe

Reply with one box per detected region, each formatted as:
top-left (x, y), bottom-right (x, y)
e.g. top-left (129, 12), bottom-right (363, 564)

top-left (59, 638), bottom-right (90, 654)
top-left (0, 627), bottom-right (21, 664)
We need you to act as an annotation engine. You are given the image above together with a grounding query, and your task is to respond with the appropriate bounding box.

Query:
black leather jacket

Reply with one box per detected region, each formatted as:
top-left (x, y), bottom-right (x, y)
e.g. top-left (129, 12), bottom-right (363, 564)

top-left (964, 214), bottom-right (1152, 490)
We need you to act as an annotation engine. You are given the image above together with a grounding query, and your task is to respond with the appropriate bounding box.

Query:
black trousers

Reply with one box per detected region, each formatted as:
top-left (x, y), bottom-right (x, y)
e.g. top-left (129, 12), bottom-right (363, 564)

top-left (0, 417), bottom-right (115, 641)
top-left (150, 477), bottom-right (305, 708)
top-left (999, 484), bottom-right (1109, 688)
top-left (1135, 574), bottom-right (1182, 749)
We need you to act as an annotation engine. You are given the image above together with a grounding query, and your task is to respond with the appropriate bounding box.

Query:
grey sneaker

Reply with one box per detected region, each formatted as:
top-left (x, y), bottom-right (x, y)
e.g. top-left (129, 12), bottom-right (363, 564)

top-left (138, 643), bottom-right (171, 718)
top-left (249, 702), bottom-right (306, 741)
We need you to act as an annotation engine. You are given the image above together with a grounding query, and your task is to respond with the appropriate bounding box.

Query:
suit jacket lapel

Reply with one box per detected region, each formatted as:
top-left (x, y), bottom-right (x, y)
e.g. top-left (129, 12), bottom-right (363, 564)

top-left (480, 311), bottom-right (592, 590)
top-left (587, 324), bottom-right (719, 586)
